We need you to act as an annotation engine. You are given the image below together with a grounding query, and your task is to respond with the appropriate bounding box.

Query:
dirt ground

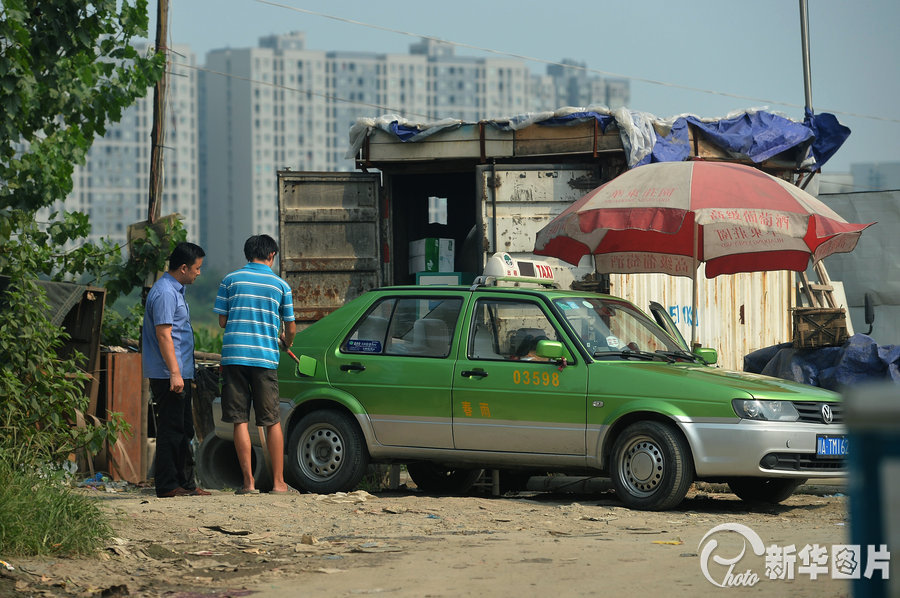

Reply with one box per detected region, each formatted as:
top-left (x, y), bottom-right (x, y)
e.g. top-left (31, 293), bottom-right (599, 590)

top-left (1, 480), bottom-right (855, 597)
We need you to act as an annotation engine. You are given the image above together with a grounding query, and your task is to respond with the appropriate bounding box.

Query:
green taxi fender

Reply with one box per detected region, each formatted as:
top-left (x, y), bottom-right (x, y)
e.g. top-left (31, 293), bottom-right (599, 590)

top-left (282, 386), bottom-right (376, 442)
top-left (591, 396), bottom-right (743, 467)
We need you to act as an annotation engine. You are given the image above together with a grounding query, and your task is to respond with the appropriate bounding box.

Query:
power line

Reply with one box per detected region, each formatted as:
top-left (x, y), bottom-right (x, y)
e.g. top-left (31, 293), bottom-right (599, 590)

top-left (255, 0), bottom-right (900, 125)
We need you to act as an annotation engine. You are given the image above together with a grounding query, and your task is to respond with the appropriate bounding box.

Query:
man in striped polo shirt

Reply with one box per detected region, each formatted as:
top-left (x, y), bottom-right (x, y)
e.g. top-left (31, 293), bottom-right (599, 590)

top-left (215, 235), bottom-right (296, 494)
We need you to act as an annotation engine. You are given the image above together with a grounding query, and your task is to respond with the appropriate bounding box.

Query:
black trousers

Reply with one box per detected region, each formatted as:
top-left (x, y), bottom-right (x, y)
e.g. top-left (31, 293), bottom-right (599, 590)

top-left (149, 378), bottom-right (197, 496)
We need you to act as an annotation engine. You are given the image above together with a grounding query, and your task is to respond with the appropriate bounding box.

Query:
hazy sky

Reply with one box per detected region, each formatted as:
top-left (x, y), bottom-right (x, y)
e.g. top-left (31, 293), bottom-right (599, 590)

top-left (151, 0), bottom-right (899, 179)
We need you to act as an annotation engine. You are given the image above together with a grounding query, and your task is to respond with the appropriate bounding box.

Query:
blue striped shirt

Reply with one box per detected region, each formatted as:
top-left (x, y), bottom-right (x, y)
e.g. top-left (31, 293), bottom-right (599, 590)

top-left (213, 262), bottom-right (295, 369)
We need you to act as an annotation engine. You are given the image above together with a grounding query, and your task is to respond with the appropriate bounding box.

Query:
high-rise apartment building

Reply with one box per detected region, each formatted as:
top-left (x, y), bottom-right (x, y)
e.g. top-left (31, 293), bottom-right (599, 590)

top-left (546, 58), bottom-right (630, 111)
top-left (200, 33), bottom-right (630, 269)
top-left (53, 44), bottom-right (200, 248)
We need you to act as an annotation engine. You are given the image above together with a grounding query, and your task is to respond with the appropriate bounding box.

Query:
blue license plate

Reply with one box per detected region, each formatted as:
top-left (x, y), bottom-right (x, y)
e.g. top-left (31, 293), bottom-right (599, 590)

top-left (816, 434), bottom-right (848, 457)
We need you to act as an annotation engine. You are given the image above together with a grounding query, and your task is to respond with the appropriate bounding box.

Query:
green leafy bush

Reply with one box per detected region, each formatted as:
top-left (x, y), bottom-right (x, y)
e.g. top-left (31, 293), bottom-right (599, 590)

top-left (0, 275), bottom-right (127, 467)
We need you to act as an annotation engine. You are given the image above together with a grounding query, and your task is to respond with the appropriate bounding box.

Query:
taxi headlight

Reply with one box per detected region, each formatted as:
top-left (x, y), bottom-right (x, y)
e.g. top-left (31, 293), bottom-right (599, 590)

top-left (732, 399), bottom-right (799, 422)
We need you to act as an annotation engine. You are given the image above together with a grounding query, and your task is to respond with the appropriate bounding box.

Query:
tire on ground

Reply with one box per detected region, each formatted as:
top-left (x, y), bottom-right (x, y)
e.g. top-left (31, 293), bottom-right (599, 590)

top-left (195, 434), bottom-right (272, 491)
top-left (610, 420), bottom-right (694, 511)
top-left (286, 409), bottom-right (369, 494)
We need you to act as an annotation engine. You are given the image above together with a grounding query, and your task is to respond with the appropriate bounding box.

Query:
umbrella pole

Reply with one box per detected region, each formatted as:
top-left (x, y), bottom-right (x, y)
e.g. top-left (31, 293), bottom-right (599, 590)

top-left (691, 219), bottom-right (699, 349)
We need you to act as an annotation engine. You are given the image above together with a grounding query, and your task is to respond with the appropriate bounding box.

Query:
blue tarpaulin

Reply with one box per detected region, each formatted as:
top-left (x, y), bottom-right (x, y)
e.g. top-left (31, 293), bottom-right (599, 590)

top-left (349, 106), bottom-right (850, 170)
top-left (743, 334), bottom-right (900, 391)
top-left (646, 111), bottom-right (817, 167)
top-left (803, 108), bottom-right (852, 170)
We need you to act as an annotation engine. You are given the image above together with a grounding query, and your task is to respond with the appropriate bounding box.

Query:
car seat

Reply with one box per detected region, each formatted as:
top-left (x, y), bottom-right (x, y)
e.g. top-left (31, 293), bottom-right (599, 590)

top-left (471, 324), bottom-right (502, 360)
top-left (409, 318), bottom-right (450, 357)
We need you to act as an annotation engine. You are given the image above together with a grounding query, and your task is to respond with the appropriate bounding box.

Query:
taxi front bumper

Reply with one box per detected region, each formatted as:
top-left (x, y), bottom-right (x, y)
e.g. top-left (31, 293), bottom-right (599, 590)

top-left (679, 419), bottom-right (848, 478)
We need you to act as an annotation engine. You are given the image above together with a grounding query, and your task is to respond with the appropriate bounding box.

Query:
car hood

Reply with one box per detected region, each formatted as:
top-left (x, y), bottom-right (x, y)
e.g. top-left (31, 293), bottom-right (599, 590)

top-left (669, 364), bottom-right (839, 401)
top-left (590, 361), bottom-right (840, 405)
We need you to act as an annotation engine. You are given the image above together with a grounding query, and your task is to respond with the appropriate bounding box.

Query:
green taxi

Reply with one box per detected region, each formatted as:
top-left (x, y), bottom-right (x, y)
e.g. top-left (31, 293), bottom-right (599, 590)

top-left (220, 254), bottom-right (847, 510)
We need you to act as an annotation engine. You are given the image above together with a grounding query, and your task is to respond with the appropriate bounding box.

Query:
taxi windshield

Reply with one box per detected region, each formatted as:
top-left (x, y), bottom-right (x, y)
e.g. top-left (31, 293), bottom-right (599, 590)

top-left (552, 297), bottom-right (684, 359)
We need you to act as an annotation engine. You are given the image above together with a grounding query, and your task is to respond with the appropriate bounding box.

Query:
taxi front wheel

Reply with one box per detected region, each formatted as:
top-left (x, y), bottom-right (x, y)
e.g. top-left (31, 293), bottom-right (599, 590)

top-left (610, 421), bottom-right (694, 511)
top-left (286, 410), bottom-right (369, 494)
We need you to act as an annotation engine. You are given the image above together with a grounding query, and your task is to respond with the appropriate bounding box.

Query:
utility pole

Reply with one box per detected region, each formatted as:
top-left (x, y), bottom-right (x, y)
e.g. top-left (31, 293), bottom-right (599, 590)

top-left (142, 0), bottom-right (169, 482)
top-left (799, 0), bottom-right (813, 113)
top-left (147, 0), bottom-right (169, 224)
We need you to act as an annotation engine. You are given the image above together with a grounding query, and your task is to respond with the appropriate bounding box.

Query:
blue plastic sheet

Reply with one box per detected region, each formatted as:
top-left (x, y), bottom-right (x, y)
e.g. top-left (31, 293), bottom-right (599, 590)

top-left (686, 112), bottom-right (815, 163)
top-left (348, 107), bottom-right (850, 170)
top-left (743, 334), bottom-right (900, 391)
top-left (531, 111), bottom-right (615, 131)
top-left (803, 108), bottom-right (852, 169)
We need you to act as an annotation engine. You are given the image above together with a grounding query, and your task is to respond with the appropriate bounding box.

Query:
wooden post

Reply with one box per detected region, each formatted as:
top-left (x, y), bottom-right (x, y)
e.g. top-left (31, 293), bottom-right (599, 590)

top-left (147, 0), bottom-right (169, 224)
top-left (142, 0), bottom-right (169, 481)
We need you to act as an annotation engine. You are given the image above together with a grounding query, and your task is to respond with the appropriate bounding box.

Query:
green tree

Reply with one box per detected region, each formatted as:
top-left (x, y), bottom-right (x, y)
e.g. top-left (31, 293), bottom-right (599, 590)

top-left (1, 0), bottom-right (164, 238)
top-left (0, 0), bottom-right (167, 471)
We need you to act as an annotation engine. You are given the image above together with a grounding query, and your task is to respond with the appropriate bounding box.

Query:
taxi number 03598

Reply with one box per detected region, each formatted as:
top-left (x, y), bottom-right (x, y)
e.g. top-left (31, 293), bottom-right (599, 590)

top-left (512, 370), bottom-right (559, 387)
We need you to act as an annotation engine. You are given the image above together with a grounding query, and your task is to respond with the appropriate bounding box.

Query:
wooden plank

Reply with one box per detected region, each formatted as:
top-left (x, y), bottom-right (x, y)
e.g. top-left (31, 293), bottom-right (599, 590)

top-left (514, 121), bottom-right (597, 156)
top-left (366, 127), bottom-right (513, 161)
top-left (814, 262), bottom-right (837, 308)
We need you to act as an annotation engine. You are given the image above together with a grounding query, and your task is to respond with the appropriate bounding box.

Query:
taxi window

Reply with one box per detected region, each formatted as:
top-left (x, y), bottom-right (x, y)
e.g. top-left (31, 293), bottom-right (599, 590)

top-left (468, 299), bottom-right (560, 362)
top-left (553, 297), bottom-right (679, 355)
top-left (342, 296), bottom-right (462, 358)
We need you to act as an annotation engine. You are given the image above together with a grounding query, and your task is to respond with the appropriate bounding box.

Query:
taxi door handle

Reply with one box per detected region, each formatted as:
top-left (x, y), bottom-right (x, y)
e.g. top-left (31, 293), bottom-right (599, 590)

top-left (461, 370), bottom-right (488, 378)
top-left (340, 363), bottom-right (366, 372)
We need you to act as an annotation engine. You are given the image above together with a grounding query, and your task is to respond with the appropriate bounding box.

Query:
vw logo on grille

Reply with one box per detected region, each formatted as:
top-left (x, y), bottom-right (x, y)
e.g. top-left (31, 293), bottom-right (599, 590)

top-left (821, 404), bottom-right (833, 424)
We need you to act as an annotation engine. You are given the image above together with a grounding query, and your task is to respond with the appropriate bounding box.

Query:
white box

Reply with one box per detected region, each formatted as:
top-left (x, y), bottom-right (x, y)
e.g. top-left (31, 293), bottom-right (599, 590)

top-left (408, 238), bottom-right (454, 274)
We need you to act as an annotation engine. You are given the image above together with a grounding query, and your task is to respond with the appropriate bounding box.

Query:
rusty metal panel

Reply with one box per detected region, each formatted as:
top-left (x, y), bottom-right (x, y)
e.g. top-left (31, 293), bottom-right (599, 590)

top-left (105, 352), bottom-right (143, 483)
top-left (609, 270), bottom-right (795, 371)
top-left (278, 171), bottom-right (382, 326)
top-left (477, 164), bottom-right (602, 286)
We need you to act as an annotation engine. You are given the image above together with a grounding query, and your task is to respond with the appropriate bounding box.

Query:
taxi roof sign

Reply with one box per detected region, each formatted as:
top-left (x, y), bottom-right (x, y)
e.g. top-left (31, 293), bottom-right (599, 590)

top-left (475, 252), bottom-right (559, 288)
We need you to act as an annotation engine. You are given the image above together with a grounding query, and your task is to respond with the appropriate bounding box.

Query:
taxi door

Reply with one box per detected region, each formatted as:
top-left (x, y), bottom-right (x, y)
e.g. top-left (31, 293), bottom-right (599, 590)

top-left (451, 295), bottom-right (588, 455)
top-left (329, 293), bottom-right (465, 449)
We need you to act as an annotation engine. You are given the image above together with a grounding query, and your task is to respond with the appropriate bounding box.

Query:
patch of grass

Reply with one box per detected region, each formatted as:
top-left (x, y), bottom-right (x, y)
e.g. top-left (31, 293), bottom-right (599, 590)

top-left (0, 459), bottom-right (112, 556)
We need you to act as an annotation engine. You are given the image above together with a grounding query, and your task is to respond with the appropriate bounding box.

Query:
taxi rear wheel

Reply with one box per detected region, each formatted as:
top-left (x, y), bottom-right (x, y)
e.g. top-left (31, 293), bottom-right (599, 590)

top-left (406, 463), bottom-right (483, 495)
top-left (727, 477), bottom-right (806, 504)
top-left (610, 421), bottom-right (693, 511)
top-left (287, 410), bottom-right (369, 494)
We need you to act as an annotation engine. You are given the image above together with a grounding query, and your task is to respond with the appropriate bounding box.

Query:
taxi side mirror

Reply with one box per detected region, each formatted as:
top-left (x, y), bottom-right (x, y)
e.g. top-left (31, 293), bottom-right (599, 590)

top-left (693, 347), bottom-right (718, 365)
top-left (535, 340), bottom-right (565, 360)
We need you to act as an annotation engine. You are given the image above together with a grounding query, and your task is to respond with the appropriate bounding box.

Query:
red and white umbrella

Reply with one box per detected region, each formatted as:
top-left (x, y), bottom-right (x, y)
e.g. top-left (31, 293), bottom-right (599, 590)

top-left (534, 160), bottom-right (874, 343)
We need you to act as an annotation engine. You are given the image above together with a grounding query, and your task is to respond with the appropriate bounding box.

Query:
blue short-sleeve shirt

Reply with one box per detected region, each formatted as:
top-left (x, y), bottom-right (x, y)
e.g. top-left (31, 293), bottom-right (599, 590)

top-left (214, 262), bottom-right (295, 369)
top-left (142, 272), bottom-right (195, 380)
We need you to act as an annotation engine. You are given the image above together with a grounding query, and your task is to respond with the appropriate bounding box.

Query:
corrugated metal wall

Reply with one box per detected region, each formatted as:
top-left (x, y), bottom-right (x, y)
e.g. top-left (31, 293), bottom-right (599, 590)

top-left (477, 164), bottom-right (601, 287)
top-left (609, 270), bottom-right (795, 371)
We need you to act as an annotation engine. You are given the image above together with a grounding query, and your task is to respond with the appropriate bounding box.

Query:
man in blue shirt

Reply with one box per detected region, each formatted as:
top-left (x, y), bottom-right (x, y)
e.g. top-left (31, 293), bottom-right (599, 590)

top-left (142, 242), bottom-right (211, 498)
top-left (214, 235), bottom-right (296, 494)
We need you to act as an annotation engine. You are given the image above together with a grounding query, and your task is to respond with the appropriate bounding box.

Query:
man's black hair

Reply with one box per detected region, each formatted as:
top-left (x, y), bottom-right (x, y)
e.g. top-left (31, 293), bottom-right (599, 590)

top-left (168, 242), bottom-right (205, 270)
top-left (244, 234), bottom-right (279, 261)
